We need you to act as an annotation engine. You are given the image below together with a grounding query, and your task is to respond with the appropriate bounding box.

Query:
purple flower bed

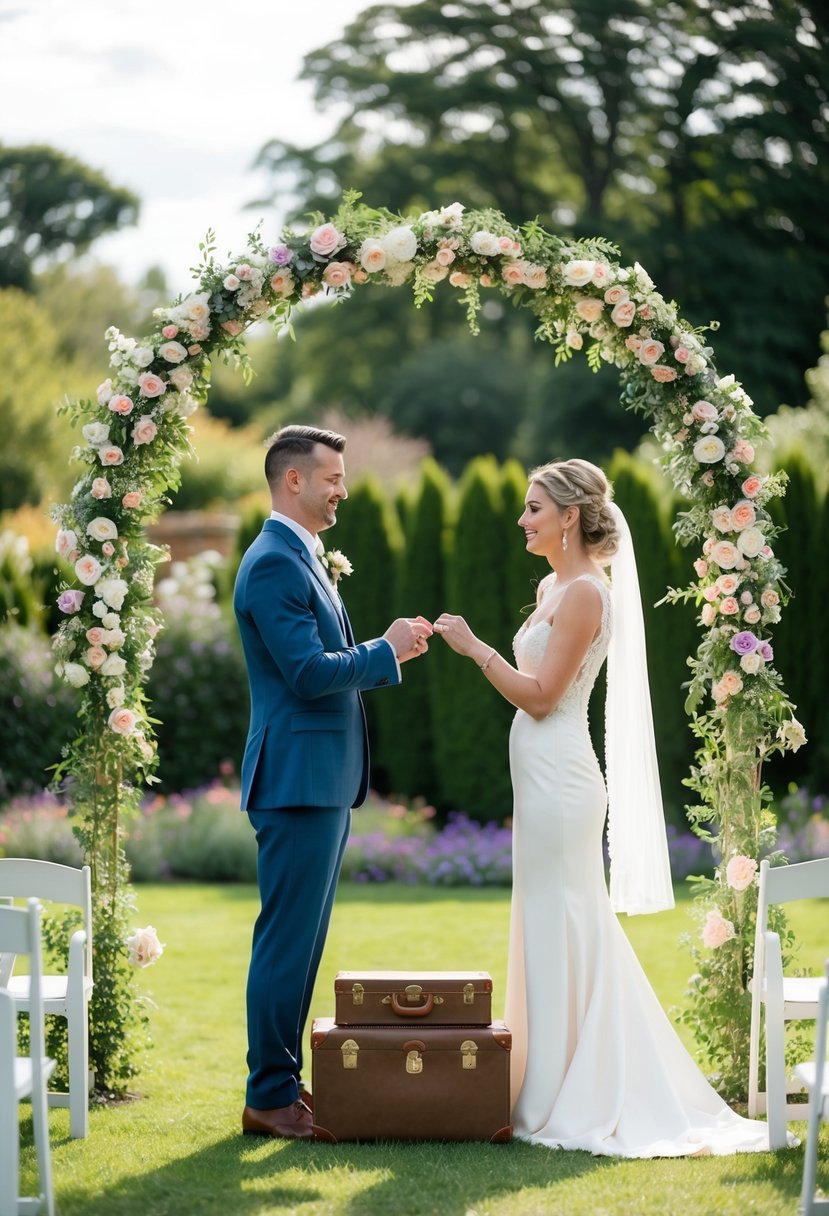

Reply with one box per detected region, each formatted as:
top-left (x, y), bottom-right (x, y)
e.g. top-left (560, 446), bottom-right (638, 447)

top-left (342, 813), bottom-right (513, 886)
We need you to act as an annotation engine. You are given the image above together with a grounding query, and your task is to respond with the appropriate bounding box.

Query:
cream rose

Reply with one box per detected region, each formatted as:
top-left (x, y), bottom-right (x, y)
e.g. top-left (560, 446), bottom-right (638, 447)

top-left (108, 706), bottom-right (138, 735)
top-left (693, 435), bottom-right (726, 464)
top-left (470, 230), bottom-right (500, 257)
top-left (691, 400), bottom-right (718, 423)
top-left (83, 422), bottom-right (110, 446)
top-left (522, 264), bottom-right (548, 290)
top-left (90, 477), bottom-right (112, 500)
top-left (382, 226), bottom-right (418, 262)
top-left (269, 269), bottom-right (295, 297)
top-left (322, 261), bottom-right (353, 288)
top-left (168, 365), bottom-right (194, 391)
top-left (106, 685), bottom-right (126, 709)
top-left (56, 528), bottom-right (78, 559)
top-left (604, 284), bottom-right (629, 306)
top-left (420, 260), bottom-right (448, 282)
top-left (359, 239), bottom-right (387, 273)
top-left (86, 517), bottom-right (118, 542)
top-left (711, 506), bottom-right (733, 532)
top-left (737, 527), bottom-right (765, 558)
top-left (158, 340), bottom-right (188, 364)
top-left (62, 662), bottom-right (90, 689)
top-left (638, 339), bottom-right (665, 366)
top-left (778, 717), bottom-right (807, 752)
top-left (501, 260), bottom-right (526, 286)
top-left (610, 300), bottom-right (637, 327)
top-left (138, 372), bottom-right (166, 398)
top-left (760, 588), bottom-right (779, 609)
top-left (720, 670), bottom-right (744, 697)
top-left (701, 603), bottom-right (717, 627)
top-left (566, 331), bottom-right (584, 350)
top-left (575, 298), bottom-right (604, 323)
top-left (710, 540), bottom-right (739, 569)
top-left (100, 653), bottom-right (127, 677)
top-left (131, 416), bottom-right (158, 446)
top-left (126, 925), bottom-right (164, 967)
top-left (95, 577), bottom-right (129, 610)
top-left (75, 555), bottom-right (103, 585)
top-left (562, 259), bottom-right (596, 287)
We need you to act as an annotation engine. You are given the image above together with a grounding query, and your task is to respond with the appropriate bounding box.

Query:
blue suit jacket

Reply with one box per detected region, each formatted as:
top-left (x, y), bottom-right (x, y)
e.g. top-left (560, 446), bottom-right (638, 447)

top-left (233, 519), bottom-right (400, 811)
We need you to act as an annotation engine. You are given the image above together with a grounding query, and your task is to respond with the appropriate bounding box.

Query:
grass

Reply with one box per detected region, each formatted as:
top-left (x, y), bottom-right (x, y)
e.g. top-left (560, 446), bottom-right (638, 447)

top-left (16, 881), bottom-right (829, 1216)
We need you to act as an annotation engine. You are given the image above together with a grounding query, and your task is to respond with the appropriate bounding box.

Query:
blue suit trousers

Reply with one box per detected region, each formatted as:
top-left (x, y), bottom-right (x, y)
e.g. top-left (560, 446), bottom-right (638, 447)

top-left (245, 805), bottom-right (351, 1109)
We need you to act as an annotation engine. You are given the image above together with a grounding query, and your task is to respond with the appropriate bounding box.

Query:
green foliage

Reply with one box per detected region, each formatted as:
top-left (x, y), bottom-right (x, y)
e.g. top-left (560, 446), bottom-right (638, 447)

top-left (0, 143), bottom-right (139, 290)
top-left (0, 621), bottom-right (78, 800)
top-left (440, 458), bottom-right (514, 820)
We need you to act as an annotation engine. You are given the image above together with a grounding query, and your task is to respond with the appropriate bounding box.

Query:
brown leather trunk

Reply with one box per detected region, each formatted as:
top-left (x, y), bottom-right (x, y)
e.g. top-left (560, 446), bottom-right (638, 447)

top-left (333, 970), bottom-right (493, 1027)
top-left (311, 1017), bottom-right (512, 1143)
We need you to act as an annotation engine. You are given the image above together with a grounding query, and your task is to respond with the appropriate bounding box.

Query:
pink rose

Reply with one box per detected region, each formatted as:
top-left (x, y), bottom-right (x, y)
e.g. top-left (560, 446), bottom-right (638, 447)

top-left (730, 438), bottom-right (755, 464)
top-left (624, 335), bottom-right (642, 353)
top-left (101, 541), bottom-right (115, 557)
top-left (57, 589), bottom-right (85, 614)
top-left (221, 319), bottom-right (243, 336)
top-left (700, 471), bottom-right (715, 488)
top-left (435, 247), bottom-right (456, 267)
top-left (701, 603), bottom-right (717, 627)
top-left (717, 574), bottom-right (739, 596)
top-left (301, 283), bottom-right (318, 299)
top-left (744, 605), bottom-right (761, 624)
top-left (591, 262), bottom-right (611, 286)
top-left (91, 477), bottom-right (112, 500)
top-left (691, 400), bottom-right (718, 423)
top-left (651, 365), bottom-right (678, 382)
top-left (359, 239), bottom-right (386, 273)
top-left (168, 366), bottom-right (193, 391)
top-left (610, 300), bottom-right (637, 327)
top-left (161, 324), bottom-right (179, 339)
top-left (604, 285), bottom-right (629, 306)
top-left (138, 372), bottom-right (166, 399)
top-left (693, 559), bottom-right (708, 578)
top-left (56, 527), bottom-right (78, 559)
top-left (108, 394), bottom-right (134, 416)
top-left (99, 445), bottom-right (124, 466)
top-left (501, 261), bottom-right (526, 286)
top-left (725, 854), bottom-right (757, 893)
top-left (740, 590), bottom-right (753, 605)
top-left (309, 223), bottom-right (346, 258)
top-left (638, 339), bottom-right (665, 366)
top-left (522, 264), bottom-right (548, 289)
top-left (449, 270), bottom-right (472, 288)
top-left (741, 475), bottom-right (762, 498)
top-left (703, 585), bottom-right (719, 603)
top-left (131, 416), bottom-right (158, 446)
top-left (86, 626), bottom-right (105, 645)
top-left (480, 273), bottom-right (494, 287)
top-left (188, 344), bottom-right (203, 355)
top-left (75, 554), bottom-right (103, 585)
top-left (108, 707), bottom-right (138, 736)
top-left (674, 345), bottom-right (690, 364)
top-left (322, 261), bottom-right (353, 288)
top-left (730, 500), bottom-right (757, 531)
top-left (122, 491), bottom-right (142, 509)
top-left (702, 910), bottom-right (736, 949)
top-left (270, 270), bottom-right (295, 297)
top-left (85, 645), bottom-right (107, 670)
top-left (760, 588), bottom-right (779, 609)
top-left (719, 596), bottom-right (739, 616)
top-left (720, 670), bottom-right (743, 696)
top-left (711, 540), bottom-right (739, 569)
top-left (421, 260), bottom-right (448, 283)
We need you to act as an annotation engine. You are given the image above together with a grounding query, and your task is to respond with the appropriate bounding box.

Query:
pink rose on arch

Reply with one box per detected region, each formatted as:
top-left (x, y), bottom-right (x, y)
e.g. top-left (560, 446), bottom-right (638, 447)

top-left (435, 247), bottom-right (456, 266)
top-left (309, 223), bottom-right (346, 258)
top-left (638, 339), bottom-right (665, 365)
top-left (674, 345), bottom-right (690, 364)
top-left (501, 260), bottom-right (525, 286)
top-left (522, 264), bottom-right (548, 289)
top-left (168, 366), bottom-right (193, 392)
top-left (691, 400), bottom-right (718, 423)
top-left (744, 605), bottom-right (761, 624)
top-left (700, 471), bottom-right (715, 488)
top-left (730, 500), bottom-right (757, 530)
top-left (760, 588), bottom-right (779, 609)
top-left (56, 528), bottom-right (78, 560)
top-left (719, 596), bottom-right (740, 616)
top-left (741, 475), bottom-right (763, 498)
top-left (270, 269), bottom-right (295, 297)
top-left (702, 910), bottom-right (736, 949)
top-left (624, 335), bottom-right (642, 354)
top-left (591, 262), bottom-right (611, 287)
top-left (131, 416), bottom-right (158, 446)
top-left (138, 372), bottom-right (166, 399)
top-left (322, 261), bottom-right (353, 288)
top-left (725, 854), bottom-right (758, 893)
top-left (301, 283), bottom-right (319, 299)
top-left (701, 602), bottom-right (717, 627)
top-left (575, 298), bottom-right (604, 323)
top-left (566, 331), bottom-right (584, 350)
top-left (449, 270), bottom-right (472, 288)
top-left (57, 589), bottom-right (85, 614)
top-left (719, 670), bottom-right (744, 698)
top-left (730, 438), bottom-right (755, 464)
top-left (693, 559), bottom-right (708, 578)
top-left (221, 319), bottom-right (243, 336)
top-left (604, 284), bottom-right (629, 306)
top-left (75, 554), bottom-right (103, 585)
top-left (711, 540), bottom-right (739, 569)
top-left (651, 365), bottom-right (678, 382)
top-left (85, 645), bottom-right (107, 670)
top-left (702, 585), bottom-right (719, 603)
top-left (108, 394), bottom-right (134, 416)
top-left (122, 491), bottom-right (142, 509)
top-left (91, 477), bottom-right (112, 500)
top-left (86, 626), bottom-right (105, 645)
top-left (101, 541), bottom-right (115, 558)
top-left (610, 300), bottom-right (637, 327)
top-left (99, 445), bottom-right (124, 466)
top-left (161, 324), bottom-right (179, 339)
top-left (480, 272), bottom-right (494, 287)
top-left (108, 706), bottom-right (139, 736)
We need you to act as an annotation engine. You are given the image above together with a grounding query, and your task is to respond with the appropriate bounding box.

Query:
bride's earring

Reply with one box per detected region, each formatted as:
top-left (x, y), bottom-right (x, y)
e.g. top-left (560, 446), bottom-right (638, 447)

top-left (562, 529), bottom-right (569, 551)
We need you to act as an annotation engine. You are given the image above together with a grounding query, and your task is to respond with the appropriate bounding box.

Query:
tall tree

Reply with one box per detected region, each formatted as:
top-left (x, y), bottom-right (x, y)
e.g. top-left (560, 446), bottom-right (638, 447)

top-left (0, 144), bottom-right (139, 290)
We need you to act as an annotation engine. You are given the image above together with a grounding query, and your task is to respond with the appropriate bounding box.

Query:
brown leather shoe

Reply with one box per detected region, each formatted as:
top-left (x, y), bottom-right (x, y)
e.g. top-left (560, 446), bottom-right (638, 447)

top-left (242, 1101), bottom-right (313, 1139)
top-left (298, 1088), bottom-right (312, 1113)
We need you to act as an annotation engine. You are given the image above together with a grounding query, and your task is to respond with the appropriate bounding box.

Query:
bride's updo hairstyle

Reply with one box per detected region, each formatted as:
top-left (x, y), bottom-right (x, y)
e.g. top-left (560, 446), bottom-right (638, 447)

top-left (529, 458), bottom-right (621, 563)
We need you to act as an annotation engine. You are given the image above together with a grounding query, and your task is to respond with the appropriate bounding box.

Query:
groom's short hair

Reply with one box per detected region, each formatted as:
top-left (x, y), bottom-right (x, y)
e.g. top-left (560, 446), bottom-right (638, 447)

top-left (265, 424), bottom-right (346, 487)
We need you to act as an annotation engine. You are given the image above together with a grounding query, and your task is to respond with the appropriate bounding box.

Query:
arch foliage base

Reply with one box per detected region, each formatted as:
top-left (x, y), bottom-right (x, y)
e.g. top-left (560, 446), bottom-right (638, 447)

top-left (52, 192), bottom-right (805, 1098)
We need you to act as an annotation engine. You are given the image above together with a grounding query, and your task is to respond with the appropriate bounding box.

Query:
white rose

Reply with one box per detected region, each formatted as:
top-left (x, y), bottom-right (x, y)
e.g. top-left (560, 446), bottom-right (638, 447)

top-left (103, 627), bottom-right (125, 649)
top-left (740, 651), bottom-right (762, 674)
top-left (95, 577), bottom-right (129, 610)
top-left (75, 555), bottom-right (104, 586)
top-left (56, 528), bottom-right (78, 559)
top-left (359, 238), bottom-right (387, 273)
top-left (381, 225), bottom-right (418, 262)
top-left (96, 379), bottom-right (114, 405)
top-left (437, 202), bottom-right (465, 228)
top-left (63, 662), bottom-right (91, 688)
top-left (562, 259), bottom-right (596, 287)
top-left (126, 925), bottom-right (164, 967)
top-left (107, 686), bottom-right (126, 709)
top-left (82, 422), bottom-right (110, 447)
top-left (100, 653), bottom-right (127, 677)
top-left (737, 527), bottom-right (765, 558)
top-left (693, 435), bottom-right (726, 464)
top-left (86, 517), bottom-right (118, 542)
top-left (134, 345), bottom-right (155, 368)
top-left (168, 366), bottom-right (193, 391)
top-left (711, 506), bottom-right (733, 532)
top-left (102, 612), bottom-right (120, 629)
top-left (470, 230), bottom-right (501, 257)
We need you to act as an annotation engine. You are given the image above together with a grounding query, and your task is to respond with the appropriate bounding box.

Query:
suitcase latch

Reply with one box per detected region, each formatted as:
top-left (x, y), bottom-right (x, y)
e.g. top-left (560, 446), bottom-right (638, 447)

top-left (463, 983), bottom-right (475, 1005)
top-left (461, 1040), bottom-right (478, 1070)
top-left (341, 1039), bottom-right (359, 1069)
top-left (351, 983), bottom-right (364, 1006)
top-left (405, 984), bottom-right (423, 1002)
top-left (406, 1049), bottom-right (423, 1074)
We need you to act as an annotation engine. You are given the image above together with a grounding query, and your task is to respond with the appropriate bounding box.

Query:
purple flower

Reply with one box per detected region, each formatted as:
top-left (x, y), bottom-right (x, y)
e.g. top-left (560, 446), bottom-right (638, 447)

top-left (57, 589), bottom-right (85, 614)
top-left (730, 630), bottom-right (759, 656)
top-left (269, 244), bottom-right (292, 266)
top-left (757, 640), bottom-right (773, 662)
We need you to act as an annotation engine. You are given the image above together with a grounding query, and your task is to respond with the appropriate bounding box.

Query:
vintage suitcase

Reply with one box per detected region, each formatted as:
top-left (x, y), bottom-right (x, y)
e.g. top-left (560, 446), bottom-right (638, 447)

top-left (311, 1017), bottom-right (512, 1143)
top-left (333, 970), bottom-right (493, 1027)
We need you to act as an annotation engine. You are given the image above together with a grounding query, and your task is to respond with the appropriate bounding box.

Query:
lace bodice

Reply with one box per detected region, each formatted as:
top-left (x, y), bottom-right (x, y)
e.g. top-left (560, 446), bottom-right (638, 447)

top-left (512, 572), bottom-right (611, 718)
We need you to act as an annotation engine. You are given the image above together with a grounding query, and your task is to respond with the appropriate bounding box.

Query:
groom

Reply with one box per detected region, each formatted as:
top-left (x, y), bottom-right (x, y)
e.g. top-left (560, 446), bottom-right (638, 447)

top-left (234, 423), bottom-right (432, 1139)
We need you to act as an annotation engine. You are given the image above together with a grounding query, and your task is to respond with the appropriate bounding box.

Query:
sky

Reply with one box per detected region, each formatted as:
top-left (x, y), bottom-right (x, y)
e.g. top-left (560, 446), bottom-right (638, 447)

top-left (0, 0), bottom-right (384, 289)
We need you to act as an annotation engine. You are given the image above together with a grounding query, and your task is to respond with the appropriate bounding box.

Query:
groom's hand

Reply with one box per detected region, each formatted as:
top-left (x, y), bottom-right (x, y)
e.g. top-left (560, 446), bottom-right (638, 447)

top-left (383, 615), bottom-right (433, 663)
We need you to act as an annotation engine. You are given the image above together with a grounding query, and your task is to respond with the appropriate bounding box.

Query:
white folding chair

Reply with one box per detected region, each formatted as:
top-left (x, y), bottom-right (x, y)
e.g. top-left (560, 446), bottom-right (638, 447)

top-left (795, 960), bottom-right (829, 1216)
top-left (0, 860), bottom-right (93, 1139)
top-left (748, 856), bottom-right (829, 1148)
top-left (0, 899), bottom-right (56, 1216)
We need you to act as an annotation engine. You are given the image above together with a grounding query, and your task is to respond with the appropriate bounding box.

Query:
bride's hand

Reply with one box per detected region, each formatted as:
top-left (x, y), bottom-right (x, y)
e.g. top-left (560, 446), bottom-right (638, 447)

top-left (433, 613), bottom-right (479, 658)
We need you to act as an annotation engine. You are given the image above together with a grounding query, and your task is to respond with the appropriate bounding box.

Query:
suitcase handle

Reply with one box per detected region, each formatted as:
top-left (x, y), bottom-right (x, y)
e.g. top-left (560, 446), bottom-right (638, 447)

top-left (389, 990), bottom-right (435, 1017)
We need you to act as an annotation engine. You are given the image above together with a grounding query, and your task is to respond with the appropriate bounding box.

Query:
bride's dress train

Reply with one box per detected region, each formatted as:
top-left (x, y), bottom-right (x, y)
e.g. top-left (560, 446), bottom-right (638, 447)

top-left (504, 573), bottom-right (776, 1156)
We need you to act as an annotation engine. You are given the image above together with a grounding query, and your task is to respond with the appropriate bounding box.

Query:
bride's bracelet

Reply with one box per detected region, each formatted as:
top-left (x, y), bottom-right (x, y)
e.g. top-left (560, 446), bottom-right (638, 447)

top-left (479, 647), bottom-right (497, 673)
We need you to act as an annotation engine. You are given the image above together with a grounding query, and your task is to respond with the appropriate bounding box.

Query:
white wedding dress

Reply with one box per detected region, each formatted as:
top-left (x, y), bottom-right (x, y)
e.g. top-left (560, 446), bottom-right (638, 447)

top-left (504, 572), bottom-right (776, 1157)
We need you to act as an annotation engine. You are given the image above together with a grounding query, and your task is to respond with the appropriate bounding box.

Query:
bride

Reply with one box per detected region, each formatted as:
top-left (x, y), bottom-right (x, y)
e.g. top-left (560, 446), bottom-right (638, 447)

top-left (434, 458), bottom-right (783, 1157)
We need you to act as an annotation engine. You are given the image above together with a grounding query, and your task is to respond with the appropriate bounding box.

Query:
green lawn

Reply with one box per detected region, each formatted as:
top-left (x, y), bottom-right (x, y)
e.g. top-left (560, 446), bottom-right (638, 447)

top-left (17, 882), bottom-right (829, 1216)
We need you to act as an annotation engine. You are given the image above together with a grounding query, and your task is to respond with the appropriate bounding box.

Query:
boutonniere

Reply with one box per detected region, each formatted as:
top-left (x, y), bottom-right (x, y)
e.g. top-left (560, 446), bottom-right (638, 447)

top-left (320, 548), bottom-right (353, 586)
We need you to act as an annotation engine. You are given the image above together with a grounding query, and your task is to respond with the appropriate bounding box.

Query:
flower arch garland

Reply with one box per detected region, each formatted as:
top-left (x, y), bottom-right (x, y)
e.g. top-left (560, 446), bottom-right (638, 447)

top-left (52, 192), bottom-right (804, 1097)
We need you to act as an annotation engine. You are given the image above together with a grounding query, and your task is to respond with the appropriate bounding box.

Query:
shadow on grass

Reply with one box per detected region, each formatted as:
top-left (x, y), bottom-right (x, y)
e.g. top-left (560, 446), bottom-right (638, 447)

top-left (54, 1133), bottom-right (612, 1216)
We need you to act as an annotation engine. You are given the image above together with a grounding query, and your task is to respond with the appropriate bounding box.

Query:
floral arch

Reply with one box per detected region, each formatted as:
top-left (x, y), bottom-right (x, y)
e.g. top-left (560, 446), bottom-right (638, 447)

top-left (52, 193), bottom-right (804, 1097)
